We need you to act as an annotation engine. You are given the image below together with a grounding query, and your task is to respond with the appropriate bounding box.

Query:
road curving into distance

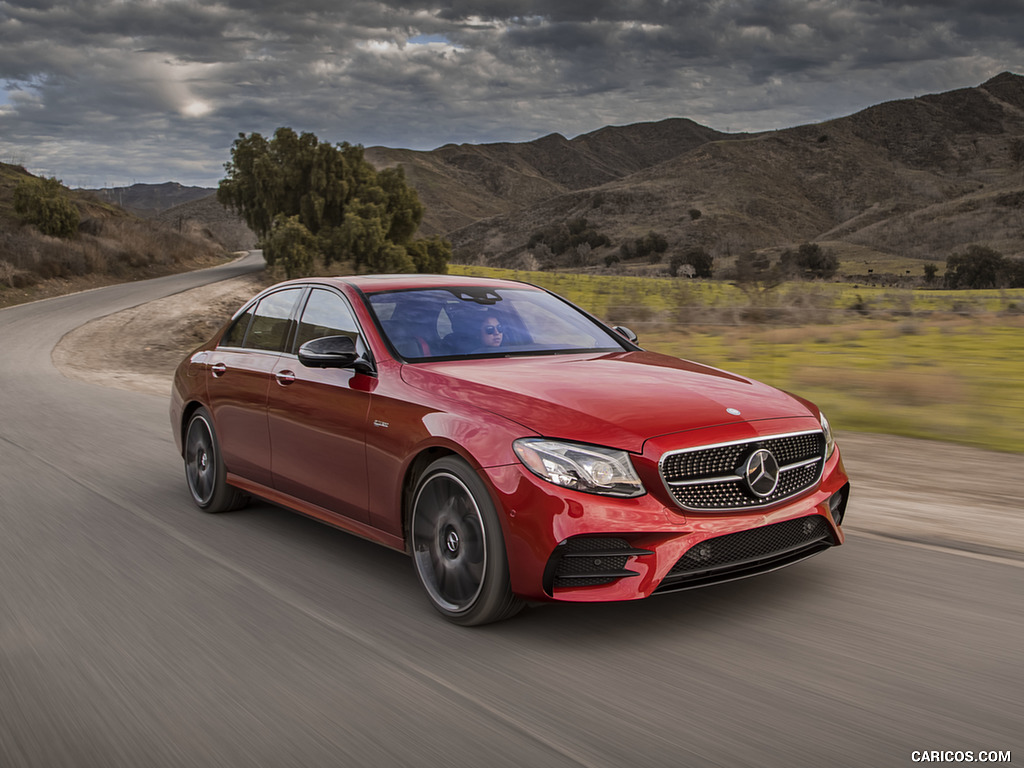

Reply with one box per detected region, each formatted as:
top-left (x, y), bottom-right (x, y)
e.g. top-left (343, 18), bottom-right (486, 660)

top-left (1, 254), bottom-right (1020, 767)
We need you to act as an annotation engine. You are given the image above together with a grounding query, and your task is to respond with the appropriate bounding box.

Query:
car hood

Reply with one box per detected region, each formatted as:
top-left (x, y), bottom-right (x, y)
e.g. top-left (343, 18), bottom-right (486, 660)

top-left (400, 351), bottom-right (815, 453)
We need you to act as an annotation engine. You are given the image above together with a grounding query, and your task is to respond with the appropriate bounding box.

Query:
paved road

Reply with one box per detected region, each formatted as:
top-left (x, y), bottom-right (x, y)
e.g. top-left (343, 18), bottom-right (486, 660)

top-left (1, 257), bottom-right (1020, 767)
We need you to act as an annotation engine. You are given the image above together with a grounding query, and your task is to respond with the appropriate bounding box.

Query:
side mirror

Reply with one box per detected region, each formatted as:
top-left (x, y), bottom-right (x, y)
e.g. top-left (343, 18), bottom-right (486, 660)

top-left (298, 335), bottom-right (361, 369)
top-left (613, 325), bottom-right (638, 344)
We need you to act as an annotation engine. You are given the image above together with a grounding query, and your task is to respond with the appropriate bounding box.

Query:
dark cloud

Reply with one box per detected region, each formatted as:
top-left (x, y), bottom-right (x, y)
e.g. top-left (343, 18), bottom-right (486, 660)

top-left (1, 0), bottom-right (1022, 185)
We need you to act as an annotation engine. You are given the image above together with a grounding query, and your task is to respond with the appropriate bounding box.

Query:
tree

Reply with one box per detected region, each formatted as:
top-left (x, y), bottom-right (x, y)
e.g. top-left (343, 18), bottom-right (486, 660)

top-left (406, 236), bottom-right (454, 273)
top-left (944, 245), bottom-right (1009, 289)
top-left (637, 231), bottom-right (668, 259)
top-left (923, 263), bottom-right (939, 284)
top-left (668, 254), bottom-right (695, 277)
top-left (1008, 257), bottom-right (1024, 288)
top-left (682, 247), bottom-right (713, 278)
top-left (263, 215), bottom-right (318, 279)
top-left (13, 177), bottom-right (80, 238)
top-left (218, 127), bottom-right (448, 275)
top-left (527, 218), bottom-right (609, 258)
top-left (733, 251), bottom-right (784, 302)
top-left (780, 242), bottom-right (839, 279)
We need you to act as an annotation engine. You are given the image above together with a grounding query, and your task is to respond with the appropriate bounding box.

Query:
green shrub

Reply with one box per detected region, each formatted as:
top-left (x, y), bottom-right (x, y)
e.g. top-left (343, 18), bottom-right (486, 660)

top-left (944, 245), bottom-right (1024, 289)
top-left (670, 247), bottom-right (713, 278)
top-left (406, 236), bottom-right (451, 274)
top-left (528, 217), bottom-right (609, 256)
top-left (780, 242), bottom-right (839, 279)
top-left (13, 177), bottom-right (80, 238)
top-left (263, 215), bottom-right (318, 278)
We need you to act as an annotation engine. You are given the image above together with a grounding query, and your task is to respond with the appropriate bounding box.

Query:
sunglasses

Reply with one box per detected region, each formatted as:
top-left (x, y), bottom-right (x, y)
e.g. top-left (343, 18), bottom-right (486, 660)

top-left (484, 324), bottom-right (504, 335)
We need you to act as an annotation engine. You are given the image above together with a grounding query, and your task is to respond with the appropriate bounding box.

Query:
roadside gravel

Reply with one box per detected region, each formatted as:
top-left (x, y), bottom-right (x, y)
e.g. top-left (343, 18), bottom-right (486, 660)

top-left (52, 275), bottom-right (1023, 558)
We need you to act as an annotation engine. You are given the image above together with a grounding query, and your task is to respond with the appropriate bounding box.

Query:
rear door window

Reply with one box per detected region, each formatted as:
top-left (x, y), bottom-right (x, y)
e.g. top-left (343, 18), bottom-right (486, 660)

top-left (221, 305), bottom-right (254, 348)
top-left (233, 288), bottom-right (303, 352)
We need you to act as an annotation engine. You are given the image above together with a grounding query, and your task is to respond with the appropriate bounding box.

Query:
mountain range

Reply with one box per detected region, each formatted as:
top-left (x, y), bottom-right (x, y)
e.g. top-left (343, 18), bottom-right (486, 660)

top-left (117, 72), bottom-right (1024, 276)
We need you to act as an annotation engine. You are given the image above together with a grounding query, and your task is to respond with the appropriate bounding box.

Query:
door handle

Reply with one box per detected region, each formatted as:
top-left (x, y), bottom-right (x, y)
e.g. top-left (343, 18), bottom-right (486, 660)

top-left (275, 370), bottom-right (296, 386)
top-left (210, 362), bottom-right (227, 377)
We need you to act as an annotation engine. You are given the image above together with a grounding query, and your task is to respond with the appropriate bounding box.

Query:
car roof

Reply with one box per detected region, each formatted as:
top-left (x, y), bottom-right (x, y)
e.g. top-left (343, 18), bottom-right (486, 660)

top-left (304, 274), bottom-right (541, 294)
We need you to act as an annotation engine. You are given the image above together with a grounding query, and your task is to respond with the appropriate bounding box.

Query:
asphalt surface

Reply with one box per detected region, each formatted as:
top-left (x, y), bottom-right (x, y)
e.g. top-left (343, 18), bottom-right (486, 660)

top-left (1, 254), bottom-right (1020, 767)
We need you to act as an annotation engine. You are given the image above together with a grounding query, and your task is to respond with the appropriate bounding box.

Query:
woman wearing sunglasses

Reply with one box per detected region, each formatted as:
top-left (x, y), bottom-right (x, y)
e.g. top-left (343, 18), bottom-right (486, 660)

top-left (480, 315), bottom-right (504, 348)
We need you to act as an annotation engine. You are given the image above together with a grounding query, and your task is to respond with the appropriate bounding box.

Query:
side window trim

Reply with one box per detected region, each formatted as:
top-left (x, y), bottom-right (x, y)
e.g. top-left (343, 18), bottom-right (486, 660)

top-left (219, 299), bottom-right (258, 350)
top-left (289, 286), bottom-right (367, 356)
top-left (280, 285), bottom-right (310, 355)
top-left (220, 286), bottom-right (306, 353)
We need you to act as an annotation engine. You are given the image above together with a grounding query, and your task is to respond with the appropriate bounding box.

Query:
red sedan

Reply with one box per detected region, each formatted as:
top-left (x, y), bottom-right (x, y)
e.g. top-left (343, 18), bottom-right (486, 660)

top-left (171, 274), bottom-right (850, 625)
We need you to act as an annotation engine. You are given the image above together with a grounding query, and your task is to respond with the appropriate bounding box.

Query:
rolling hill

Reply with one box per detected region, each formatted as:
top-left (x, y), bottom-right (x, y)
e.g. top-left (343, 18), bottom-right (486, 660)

top-left (367, 72), bottom-right (1024, 278)
top-left (83, 181), bottom-right (215, 217)
top-left (364, 118), bottom-right (737, 235)
top-left (34, 71), bottom-right (1024, 284)
top-left (0, 165), bottom-right (231, 305)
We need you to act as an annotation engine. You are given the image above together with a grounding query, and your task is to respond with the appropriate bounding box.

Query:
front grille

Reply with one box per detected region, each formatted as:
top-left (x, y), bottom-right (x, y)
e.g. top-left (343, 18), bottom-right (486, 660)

top-left (660, 431), bottom-right (826, 511)
top-left (655, 515), bottom-right (834, 593)
top-left (549, 537), bottom-right (651, 590)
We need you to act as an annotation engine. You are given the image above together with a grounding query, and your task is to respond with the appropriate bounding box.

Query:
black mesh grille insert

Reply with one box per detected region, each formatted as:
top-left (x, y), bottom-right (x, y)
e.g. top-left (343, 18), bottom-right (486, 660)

top-left (550, 537), bottom-right (647, 589)
top-left (656, 516), bottom-right (834, 592)
top-left (661, 432), bottom-right (825, 511)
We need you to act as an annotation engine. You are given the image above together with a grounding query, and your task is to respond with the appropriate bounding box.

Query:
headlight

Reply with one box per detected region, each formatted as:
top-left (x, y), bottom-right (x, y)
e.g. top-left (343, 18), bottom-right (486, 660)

top-left (820, 411), bottom-right (836, 459)
top-left (513, 438), bottom-right (645, 497)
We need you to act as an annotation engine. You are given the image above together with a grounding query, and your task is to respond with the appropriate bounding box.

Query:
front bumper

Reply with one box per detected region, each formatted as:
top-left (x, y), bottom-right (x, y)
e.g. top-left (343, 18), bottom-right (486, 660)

top-left (483, 443), bottom-right (849, 603)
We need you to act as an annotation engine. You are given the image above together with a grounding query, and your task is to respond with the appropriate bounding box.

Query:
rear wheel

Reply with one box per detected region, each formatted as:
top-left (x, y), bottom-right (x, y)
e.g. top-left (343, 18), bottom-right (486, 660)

top-left (184, 408), bottom-right (249, 513)
top-left (410, 457), bottom-right (523, 626)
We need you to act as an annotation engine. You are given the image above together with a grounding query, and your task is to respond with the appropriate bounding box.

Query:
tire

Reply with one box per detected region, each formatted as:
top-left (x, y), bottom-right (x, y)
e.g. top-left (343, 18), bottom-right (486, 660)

top-left (410, 457), bottom-right (524, 626)
top-left (183, 408), bottom-right (249, 513)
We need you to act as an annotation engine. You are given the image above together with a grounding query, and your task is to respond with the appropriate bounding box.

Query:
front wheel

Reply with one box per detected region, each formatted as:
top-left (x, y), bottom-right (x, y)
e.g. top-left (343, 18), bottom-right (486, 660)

top-left (183, 408), bottom-right (249, 513)
top-left (410, 457), bottom-right (524, 626)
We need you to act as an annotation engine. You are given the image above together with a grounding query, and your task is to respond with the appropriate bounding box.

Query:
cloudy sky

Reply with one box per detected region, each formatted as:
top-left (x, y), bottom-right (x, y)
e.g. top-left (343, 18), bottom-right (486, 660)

top-left (2, 0), bottom-right (1022, 188)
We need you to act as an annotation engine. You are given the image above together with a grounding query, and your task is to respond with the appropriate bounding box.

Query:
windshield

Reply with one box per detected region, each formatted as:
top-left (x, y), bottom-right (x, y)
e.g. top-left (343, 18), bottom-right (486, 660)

top-left (366, 286), bottom-right (628, 361)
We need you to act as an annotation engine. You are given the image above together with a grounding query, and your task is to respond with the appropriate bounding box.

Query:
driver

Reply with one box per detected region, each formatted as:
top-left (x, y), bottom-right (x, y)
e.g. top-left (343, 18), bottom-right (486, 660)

top-left (480, 314), bottom-right (504, 348)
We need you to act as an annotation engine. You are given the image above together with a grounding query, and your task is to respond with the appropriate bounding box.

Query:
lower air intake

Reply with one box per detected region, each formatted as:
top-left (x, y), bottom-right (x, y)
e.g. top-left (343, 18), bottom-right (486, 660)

top-left (549, 537), bottom-right (651, 590)
top-left (656, 515), bottom-right (835, 593)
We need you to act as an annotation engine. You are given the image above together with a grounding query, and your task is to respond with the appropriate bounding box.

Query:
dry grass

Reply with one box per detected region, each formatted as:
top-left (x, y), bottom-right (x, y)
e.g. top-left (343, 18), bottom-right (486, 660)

top-left (646, 317), bottom-right (1024, 453)
top-left (792, 366), bottom-right (967, 407)
top-left (0, 217), bottom-right (230, 307)
top-left (451, 265), bottom-right (1024, 452)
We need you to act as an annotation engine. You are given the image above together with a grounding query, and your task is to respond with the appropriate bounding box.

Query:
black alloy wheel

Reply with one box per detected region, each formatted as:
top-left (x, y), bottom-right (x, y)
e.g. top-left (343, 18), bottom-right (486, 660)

top-left (184, 408), bottom-right (249, 513)
top-left (410, 457), bottom-right (523, 625)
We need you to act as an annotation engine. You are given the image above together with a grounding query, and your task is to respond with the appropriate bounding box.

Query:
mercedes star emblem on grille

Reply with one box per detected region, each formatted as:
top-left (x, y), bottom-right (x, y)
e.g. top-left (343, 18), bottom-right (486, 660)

top-left (744, 449), bottom-right (780, 498)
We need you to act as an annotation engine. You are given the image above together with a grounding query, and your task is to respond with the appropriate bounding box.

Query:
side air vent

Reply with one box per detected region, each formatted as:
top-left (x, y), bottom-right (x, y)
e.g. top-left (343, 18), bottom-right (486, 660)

top-left (547, 537), bottom-right (652, 590)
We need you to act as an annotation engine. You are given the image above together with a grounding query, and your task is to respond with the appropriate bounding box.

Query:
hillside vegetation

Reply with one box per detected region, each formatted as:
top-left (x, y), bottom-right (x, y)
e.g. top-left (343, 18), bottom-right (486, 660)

top-left (364, 118), bottom-right (736, 235)
top-left (0, 164), bottom-right (231, 307)
top-left (63, 73), bottom-right (1024, 288)
top-left (81, 181), bottom-right (257, 252)
top-left (84, 182), bottom-right (213, 217)
top-left (365, 72), bottom-right (1024, 282)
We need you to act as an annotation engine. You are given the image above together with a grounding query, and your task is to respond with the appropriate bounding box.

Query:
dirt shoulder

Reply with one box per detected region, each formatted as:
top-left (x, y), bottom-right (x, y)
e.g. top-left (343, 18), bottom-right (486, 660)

top-left (52, 275), bottom-right (1024, 558)
top-left (52, 273), bottom-right (270, 396)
